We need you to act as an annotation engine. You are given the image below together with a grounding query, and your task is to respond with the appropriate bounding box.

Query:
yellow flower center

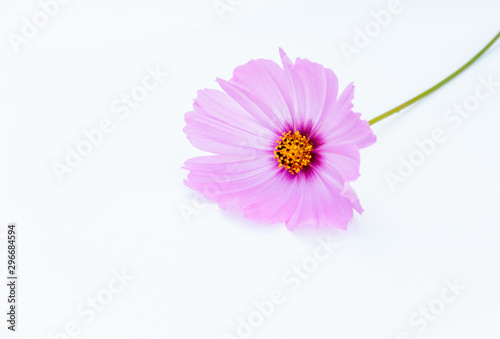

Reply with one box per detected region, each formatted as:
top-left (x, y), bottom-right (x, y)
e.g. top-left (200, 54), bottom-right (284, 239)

top-left (274, 131), bottom-right (313, 174)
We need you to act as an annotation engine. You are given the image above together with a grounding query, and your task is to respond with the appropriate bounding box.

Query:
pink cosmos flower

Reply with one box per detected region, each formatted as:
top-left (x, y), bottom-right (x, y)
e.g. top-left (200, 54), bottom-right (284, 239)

top-left (183, 49), bottom-right (376, 230)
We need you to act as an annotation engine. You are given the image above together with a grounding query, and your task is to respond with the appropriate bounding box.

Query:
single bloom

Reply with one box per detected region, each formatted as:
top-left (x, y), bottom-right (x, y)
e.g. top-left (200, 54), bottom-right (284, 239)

top-left (183, 49), bottom-right (376, 230)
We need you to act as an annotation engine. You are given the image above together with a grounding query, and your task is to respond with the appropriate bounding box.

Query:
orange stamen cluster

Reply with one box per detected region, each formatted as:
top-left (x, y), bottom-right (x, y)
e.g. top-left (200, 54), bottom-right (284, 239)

top-left (274, 131), bottom-right (313, 174)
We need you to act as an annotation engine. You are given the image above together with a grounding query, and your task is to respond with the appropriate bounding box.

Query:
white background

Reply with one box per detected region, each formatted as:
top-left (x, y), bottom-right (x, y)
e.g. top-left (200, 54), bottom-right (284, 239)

top-left (1, 0), bottom-right (500, 338)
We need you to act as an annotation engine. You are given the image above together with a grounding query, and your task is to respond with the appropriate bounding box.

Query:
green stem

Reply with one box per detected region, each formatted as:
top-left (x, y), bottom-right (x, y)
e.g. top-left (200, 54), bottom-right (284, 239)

top-left (369, 31), bottom-right (500, 126)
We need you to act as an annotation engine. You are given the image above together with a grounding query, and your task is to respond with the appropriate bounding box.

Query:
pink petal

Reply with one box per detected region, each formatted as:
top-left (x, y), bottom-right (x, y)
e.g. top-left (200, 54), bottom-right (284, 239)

top-left (216, 78), bottom-right (283, 134)
top-left (279, 49), bottom-right (337, 133)
top-left (237, 172), bottom-right (302, 224)
top-left (230, 58), bottom-right (295, 128)
top-left (184, 154), bottom-right (278, 209)
top-left (320, 83), bottom-right (376, 148)
top-left (184, 89), bottom-right (277, 155)
top-left (284, 170), bottom-right (349, 230)
top-left (315, 143), bottom-right (361, 182)
top-left (314, 68), bottom-right (339, 129)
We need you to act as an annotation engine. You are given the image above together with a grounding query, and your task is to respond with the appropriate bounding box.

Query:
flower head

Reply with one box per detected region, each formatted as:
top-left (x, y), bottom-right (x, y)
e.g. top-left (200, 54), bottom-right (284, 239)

top-left (183, 49), bottom-right (376, 230)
